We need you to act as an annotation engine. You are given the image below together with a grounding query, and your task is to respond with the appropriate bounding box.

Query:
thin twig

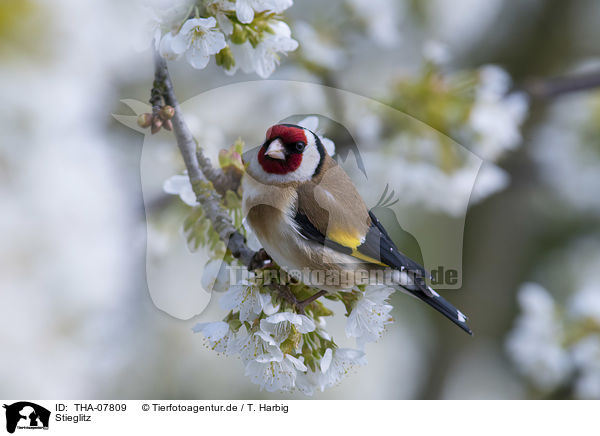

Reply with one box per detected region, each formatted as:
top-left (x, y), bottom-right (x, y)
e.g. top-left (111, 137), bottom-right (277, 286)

top-left (195, 149), bottom-right (242, 195)
top-left (522, 71), bottom-right (600, 99)
top-left (152, 51), bottom-right (256, 267)
top-left (151, 50), bottom-right (329, 308)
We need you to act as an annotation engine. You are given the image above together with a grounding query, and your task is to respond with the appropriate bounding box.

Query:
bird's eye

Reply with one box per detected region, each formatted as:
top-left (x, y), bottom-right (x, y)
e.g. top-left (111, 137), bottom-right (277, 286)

top-left (294, 142), bottom-right (306, 152)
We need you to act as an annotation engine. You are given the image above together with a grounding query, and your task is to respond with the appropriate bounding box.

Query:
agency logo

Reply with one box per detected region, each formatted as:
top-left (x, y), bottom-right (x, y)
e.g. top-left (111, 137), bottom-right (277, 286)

top-left (3, 402), bottom-right (50, 434)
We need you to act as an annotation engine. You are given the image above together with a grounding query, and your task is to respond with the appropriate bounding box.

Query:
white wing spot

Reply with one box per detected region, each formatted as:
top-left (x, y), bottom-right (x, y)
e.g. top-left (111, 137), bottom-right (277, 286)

top-left (427, 286), bottom-right (440, 297)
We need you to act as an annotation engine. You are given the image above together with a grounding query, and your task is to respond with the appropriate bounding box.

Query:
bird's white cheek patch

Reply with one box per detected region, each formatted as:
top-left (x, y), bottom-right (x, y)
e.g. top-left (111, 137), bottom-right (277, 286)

top-left (288, 143), bottom-right (320, 182)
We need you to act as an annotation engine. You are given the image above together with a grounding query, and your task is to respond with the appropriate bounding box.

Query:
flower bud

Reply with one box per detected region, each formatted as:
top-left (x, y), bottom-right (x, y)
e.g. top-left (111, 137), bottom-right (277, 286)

top-left (215, 46), bottom-right (236, 71)
top-left (230, 24), bottom-right (248, 44)
top-left (151, 117), bottom-right (163, 134)
top-left (159, 105), bottom-right (175, 120)
top-left (137, 113), bottom-right (152, 128)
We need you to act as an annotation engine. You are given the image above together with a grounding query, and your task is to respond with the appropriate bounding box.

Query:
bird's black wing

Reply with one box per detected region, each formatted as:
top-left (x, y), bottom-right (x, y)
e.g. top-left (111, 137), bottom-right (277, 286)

top-left (292, 209), bottom-right (472, 335)
top-left (292, 209), bottom-right (427, 278)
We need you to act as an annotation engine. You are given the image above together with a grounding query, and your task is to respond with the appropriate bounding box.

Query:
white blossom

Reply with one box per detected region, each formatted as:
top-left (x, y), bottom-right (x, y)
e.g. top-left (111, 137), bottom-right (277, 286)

top-left (235, 0), bottom-right (293, 24)
top-left (158, 32), bottom-right (181, 60)
top-left (219, 282), bottom-right (267, 322)
top-left (295, 348), bottom-right (368, 395)
top-left (236, 329), bottom-right (282, 364)
top-left (225, 21), bottom-right (298, 78)
top-left (318, 348), bottom-right (367, 390)
top-left (227, 42), bottom-right (256, 75)
top-left (294, 369), bottom-right (320, 396)
top-left (245, 354), bottom-right (306, 392)
top-left (170, 17), bottom-right (227, 69)
top-left (205, 0), bottom-right (235, 34)
top-left (257, 312), bottom-right (316, 347)
top-left (200, 259), bottom-right (230, 293)
top-left (163, 174), bottom-right (198, 206)
top-left (192, 321), bottom-right (238, 354)
top-left (346, 285), bottom-right (394, 348)
top-left (139, 0), bottom-right (196, 50)
top-left (252, 21), bottom-right (298, 78)
top-left (219, 284), bottom-right (262, 322)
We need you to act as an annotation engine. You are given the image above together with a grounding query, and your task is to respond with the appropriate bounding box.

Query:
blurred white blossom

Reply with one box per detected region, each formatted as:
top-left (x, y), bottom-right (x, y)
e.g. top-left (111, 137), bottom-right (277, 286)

top-left (532, 92), bottom-right (600, 215)
top-left (506, 283), bottom-right (571, 391)
top-left (0, 0), bottom-right (142, 397)
top-left (366, 63), bottom-right (529, 215)
top-left (507, 239), bottom-right (600, 398)
top-left (571, 336), bottom-right (600, 399)
top-left (139, 0), bottom-right (196, 50)
top-left (346, 0), bottom-right (401, 47)
top-left (295, 21), bottom-right (346, 70)
top-left (469, 65), bottom-right (529, 161)
top-left (423, 40), bottom-right (451, 66)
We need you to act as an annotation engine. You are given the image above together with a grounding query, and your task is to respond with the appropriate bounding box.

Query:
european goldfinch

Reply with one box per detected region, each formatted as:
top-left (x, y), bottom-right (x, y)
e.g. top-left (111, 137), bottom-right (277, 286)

top-left (242, 123), bottom-right (472, 335)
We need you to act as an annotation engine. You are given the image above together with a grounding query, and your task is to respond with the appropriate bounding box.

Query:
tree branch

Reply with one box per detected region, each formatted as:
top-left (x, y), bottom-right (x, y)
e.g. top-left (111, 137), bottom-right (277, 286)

top-left (151, 51), bottom-right (329, 310)
top-left (152, 51), bottom-right (258, 268)
top-left (522, 71), bottom-right (600, 99)
top-left (195, 149), bottom-right (242, 195)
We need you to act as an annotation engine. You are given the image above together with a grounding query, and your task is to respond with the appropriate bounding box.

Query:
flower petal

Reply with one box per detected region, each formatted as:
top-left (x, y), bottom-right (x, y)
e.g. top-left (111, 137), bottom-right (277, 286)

top-left (186, 47), bottom-right (210, 69)
top-left (236, 0), bottom-right (254, 23)
top-left (320, 348), bottom-right (333, 373)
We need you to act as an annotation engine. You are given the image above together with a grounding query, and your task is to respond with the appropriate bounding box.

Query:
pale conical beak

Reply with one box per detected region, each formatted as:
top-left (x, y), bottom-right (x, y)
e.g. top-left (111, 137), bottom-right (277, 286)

top-left (265, 139), bottom-right (285, 160)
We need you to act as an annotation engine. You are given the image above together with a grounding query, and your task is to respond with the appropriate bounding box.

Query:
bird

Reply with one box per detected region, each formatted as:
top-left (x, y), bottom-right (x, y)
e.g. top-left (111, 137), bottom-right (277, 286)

top-left (242, 123), bottom-right (472, 335)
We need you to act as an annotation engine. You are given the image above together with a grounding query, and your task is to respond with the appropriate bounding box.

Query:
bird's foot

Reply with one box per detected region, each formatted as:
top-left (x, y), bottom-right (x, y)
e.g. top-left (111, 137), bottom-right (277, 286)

top-left (248, 248), bottom-right (273, 270)
top-left (269, 285), bottom-right (327, 314)
top-left (294, 290), bottom-right (328, 314)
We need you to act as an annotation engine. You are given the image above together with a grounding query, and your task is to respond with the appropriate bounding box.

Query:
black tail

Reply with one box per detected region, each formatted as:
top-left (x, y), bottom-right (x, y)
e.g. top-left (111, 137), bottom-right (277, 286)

top-left (411, 288), bottom-right (472, 335)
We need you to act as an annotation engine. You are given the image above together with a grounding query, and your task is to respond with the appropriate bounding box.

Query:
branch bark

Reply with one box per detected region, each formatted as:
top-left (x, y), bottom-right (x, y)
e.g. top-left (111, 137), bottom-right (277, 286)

top-left (152, 51), bottom-right (258, 268)
top-left (522, 71), bottom-right (600, 99)
top-left (151, 51), bottom-right (332, 311)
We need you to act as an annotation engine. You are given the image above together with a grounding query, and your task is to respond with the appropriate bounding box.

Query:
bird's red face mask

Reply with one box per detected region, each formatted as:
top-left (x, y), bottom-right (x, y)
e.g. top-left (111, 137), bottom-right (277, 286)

top-left (258, 125), bottom-right (308, 175)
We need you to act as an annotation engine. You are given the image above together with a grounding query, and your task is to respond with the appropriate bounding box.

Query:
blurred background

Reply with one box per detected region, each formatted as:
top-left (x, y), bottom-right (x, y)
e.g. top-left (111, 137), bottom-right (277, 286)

top-left (2, 0), bottom-right (600, 399)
